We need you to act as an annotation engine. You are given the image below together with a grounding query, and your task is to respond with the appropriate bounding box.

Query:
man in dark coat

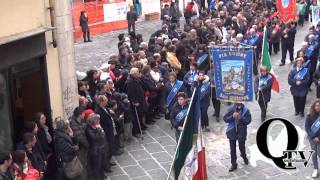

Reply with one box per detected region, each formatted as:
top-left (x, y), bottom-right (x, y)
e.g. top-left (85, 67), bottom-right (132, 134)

top-left (223, 103), bottom-right (251, 172)
top-left (94, 97), bottom-right (118, 172)
top-left (254, 66), bottom-right (273, 122)
top-left (79, 11), bottom-right (91, 42)
top-left (161, 4), bottom-right (171, 25)
top-left (169, 2), bottom-right (180, 26)
top-left (124, 68), bottom-right (148, 134)
top-left (70, 107), bottom-right (89, 180)
top-left (198, 71), bottom-right (211, 132)
top-left (95, 95), bottom-right (122, 159)
top-left (280, 23), bottom-right (297, 66)
top-left (126, 6), bottom-right (138, 34)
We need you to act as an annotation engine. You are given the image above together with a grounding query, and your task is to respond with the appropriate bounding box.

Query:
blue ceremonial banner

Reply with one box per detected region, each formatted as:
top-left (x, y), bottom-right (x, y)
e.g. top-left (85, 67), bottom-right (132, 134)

top-left (212, 49), bottom-right (254, 102)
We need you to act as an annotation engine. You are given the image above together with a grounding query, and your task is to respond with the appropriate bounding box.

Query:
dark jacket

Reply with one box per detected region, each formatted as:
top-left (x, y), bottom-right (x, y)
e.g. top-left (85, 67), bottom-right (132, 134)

top-left (36, 127), bottom-right (52, 158)
top-left (161, 7), bottom-right (170, 20)
top-left (170, 102), bottom-right (189, 129)
top-left (254, 74), bottom-right (273, 103)
top-left (288, 68), bottom-right (310, 97)
top-left (0, 172), bottom-right (12, 180)
top-left (85, 125), bottom-right (106, 161)
top-left (281, 26), bottom-right (297, 46)
top-left (141, 75), bottom-right (157, 92)
top-left (199, 81), bottom-right (211, 108)
top-left (95, 106), bottom-right (115, 144)
top-left (80, 15), bottom-right (89, 32)
top-left (16, 141), bottom-right (46, 172)
top-left (124, 76), bottom-right (147, 112)
top-left (223, 105), bottom-right (252, 141)
top-left (54, 130), bottom-right (77, 163)
top-left (70, 116), bottom-right (89, 166)
top-left (165, 80), bottom-right (187, 111)
top-left (305, 113), bottom-right (320, 139)
top-left (127, 10), bottom-right (137, 24)
top-left (169, 5), bottom-right (179, 20)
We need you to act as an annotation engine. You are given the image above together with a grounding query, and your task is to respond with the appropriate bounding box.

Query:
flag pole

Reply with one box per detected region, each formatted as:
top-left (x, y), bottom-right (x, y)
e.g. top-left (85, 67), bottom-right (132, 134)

top-left (166, 88), bottom-right (197, 180)
top-left (199, 122), bottom-right (207, 180)
top-left (259, 26), bottom-right (269, 115)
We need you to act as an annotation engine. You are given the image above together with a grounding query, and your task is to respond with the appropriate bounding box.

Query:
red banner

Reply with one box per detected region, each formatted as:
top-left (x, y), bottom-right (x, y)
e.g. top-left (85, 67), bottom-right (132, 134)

top-left (276, 0), bottom-right (297, 23)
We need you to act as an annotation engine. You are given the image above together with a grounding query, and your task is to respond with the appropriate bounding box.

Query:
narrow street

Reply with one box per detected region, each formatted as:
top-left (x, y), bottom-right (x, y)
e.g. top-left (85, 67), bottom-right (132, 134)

top-left (74, 20), bottom-right (316, 180)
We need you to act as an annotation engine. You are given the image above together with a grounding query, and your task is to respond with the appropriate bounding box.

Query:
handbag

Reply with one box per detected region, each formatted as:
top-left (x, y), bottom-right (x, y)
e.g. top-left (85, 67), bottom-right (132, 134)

top-left (63, 156), bottom-right (83, 179)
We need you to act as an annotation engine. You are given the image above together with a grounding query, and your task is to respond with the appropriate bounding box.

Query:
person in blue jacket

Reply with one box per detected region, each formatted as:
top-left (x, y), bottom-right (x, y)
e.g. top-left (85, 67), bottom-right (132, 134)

top-left (170, 92), bottom-right (189, 143)
top-left (254, 66), bottom-right (273, 122)
top-left (305, 100), bottom-right (320, 178)
top-left (198, 71), bottom-right (211, 132)
top-left (183, 63), bottom-right (198, 97)
top-left (223, 103), bottom-right (251, 172)
top-left (305, 34), bottom-right (319, 91)
top-left (165, 72), bottom-right (187, 119)
top-left (288, 58), bottom-right (310, 117)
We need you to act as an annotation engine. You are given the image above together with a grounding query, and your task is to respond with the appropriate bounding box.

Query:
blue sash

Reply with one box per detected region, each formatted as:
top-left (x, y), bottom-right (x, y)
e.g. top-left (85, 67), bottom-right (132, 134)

top-left (303, 60), bottom-right (310, 68)
top-left (188, 72), bottom-right (197, 83)
top-left (200, 82), bottom-right (210, 99)
top-left (166, 80), bottom-right (183, 106)
top-left (259, 75), bottom-right (271, 88)
top-left (294, 68), bottom-right (308, 80)
top-left (175, 107), bottom-right (188, 123)
top-left (248, 35), bottom-right (259, 46)
top-left (226, 107), bottom-right (249, 132)
top-left (311, 116), bottom-right (320, 137)
top-left (305, 43), bottom-right (318, 58)
top-left (197, 54), bottom-right (208, 66)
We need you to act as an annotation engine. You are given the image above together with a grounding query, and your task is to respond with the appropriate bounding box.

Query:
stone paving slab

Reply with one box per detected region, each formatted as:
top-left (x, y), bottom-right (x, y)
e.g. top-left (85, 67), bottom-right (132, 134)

top-left (75, 19), bottom-right (317, 180)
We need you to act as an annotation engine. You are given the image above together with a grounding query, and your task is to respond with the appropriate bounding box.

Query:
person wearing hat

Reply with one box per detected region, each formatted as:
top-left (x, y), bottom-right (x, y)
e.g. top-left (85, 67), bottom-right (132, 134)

top-left (254, 66), bottom-right (273, 122)
top-left (223, 103), bottom-right (251, 172)
top-left (279, 23), bottom-right (297, 66)
top-left (84, 109), bottom-right (94, 121)
top-left (288, 58), bottom-right (310, 117)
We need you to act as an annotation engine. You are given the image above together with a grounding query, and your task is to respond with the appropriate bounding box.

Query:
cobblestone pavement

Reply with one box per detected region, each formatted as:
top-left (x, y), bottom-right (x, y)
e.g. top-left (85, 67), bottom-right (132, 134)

top-left (74, 20), bottom-right (317, 180)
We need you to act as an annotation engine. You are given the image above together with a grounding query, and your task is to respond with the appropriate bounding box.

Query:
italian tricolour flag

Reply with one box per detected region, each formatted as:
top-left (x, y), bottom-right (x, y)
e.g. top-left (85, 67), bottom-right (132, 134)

top-left (171, 87), bottom-right (208, 180)
top-left (262, 27), bottom-right (280, 93)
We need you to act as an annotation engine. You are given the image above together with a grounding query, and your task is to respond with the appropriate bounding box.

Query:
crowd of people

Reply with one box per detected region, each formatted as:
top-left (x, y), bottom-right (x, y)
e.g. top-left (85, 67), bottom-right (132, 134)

top-left (2, 0), bottom-right (320, 179)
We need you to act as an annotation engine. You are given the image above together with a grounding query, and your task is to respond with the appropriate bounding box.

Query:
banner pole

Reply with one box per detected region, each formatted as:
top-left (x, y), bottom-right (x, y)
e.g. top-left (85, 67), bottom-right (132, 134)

top-left (166, 88), bottom-right (197, 180)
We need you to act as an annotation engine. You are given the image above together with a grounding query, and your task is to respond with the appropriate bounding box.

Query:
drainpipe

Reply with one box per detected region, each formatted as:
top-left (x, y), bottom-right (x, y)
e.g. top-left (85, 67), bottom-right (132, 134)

top-left (48, 0), bottom-right (57, 48)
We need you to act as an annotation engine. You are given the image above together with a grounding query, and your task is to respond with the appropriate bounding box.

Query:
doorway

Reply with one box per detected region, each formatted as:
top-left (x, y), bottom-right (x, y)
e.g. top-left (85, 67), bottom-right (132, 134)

top-left (9, 58), bottom-right (50, 143)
